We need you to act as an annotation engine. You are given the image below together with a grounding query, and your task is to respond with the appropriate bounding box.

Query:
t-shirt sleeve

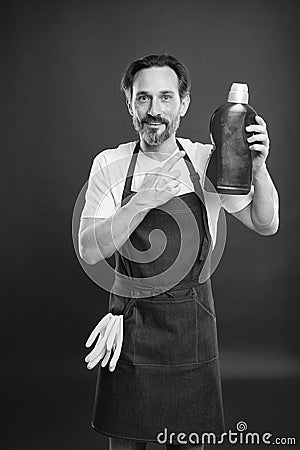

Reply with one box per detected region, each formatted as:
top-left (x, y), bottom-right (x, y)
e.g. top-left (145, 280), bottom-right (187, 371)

top-left (80, 153), bottom-right (116, 219)
top-left (219, 184), bottom-right (254, 213)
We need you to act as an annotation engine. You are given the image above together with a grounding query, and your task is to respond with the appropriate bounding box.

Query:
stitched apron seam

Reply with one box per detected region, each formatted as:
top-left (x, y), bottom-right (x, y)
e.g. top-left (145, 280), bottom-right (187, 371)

top-left (117, 354), bottom-right (219, 367)
top-left (92, 423), bottom-right (227, 441)
top-left (193, 288), bottom-right (199, 364)
top-left (195, 298), bottom-right (216, 319)
top-left (133, 305), bottom-right (137, 365)
top-left (91, 425), bottom-right (150, 442)
top-left (134, 297), bottom-right (200, 304)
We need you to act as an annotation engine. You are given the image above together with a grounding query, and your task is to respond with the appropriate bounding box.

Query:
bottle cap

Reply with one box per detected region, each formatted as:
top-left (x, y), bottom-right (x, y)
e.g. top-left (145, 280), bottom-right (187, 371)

top-left (227, 82), bottom-right (249, 104)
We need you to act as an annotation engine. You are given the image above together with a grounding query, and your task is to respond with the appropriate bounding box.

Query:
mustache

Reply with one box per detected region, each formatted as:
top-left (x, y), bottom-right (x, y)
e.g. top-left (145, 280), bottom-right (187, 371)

top-left (142, 115), bottom-right (169, 125)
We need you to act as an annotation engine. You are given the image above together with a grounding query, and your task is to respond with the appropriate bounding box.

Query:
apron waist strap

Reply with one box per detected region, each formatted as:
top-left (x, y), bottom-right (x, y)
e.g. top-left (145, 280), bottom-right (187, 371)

top-left (112, 275), bottom-right (208, 298)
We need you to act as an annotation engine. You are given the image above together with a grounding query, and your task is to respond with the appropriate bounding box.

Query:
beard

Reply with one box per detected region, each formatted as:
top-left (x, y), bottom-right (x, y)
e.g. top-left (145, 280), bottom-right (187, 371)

top-left (132, 113), bottom-right (181, 146)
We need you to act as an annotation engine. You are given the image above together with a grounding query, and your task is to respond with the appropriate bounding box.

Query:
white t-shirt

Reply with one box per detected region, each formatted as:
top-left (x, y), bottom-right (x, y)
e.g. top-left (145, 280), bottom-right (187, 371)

top-left (80, 137), bottom-right (255, 247)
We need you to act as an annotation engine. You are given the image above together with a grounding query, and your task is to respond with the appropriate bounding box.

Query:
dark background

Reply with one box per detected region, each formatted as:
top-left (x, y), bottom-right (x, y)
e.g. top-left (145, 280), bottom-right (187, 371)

top-left (1, 0), bottom-right (299, 449)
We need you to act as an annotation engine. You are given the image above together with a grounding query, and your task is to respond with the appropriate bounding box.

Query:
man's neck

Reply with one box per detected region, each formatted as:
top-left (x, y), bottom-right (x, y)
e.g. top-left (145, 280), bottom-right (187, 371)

top-left (139, 135), bottom-right (178, 161)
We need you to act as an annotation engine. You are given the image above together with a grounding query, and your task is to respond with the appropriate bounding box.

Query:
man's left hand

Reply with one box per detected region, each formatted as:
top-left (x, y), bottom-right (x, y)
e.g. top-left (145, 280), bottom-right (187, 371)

top-left (246, 115), bottom-right (270, 174)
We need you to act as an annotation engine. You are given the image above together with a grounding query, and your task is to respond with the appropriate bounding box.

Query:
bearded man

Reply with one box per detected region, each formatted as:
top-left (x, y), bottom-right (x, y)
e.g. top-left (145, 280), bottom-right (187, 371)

top-left (78, 54), bottom-right (279, 450)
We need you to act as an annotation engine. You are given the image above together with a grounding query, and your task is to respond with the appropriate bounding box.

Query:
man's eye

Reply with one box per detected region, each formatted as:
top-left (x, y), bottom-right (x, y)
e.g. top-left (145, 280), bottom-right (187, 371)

top-left (161, 95), bottom-right (172, 101)
top-left (137, 96), bottom-right (149, 103)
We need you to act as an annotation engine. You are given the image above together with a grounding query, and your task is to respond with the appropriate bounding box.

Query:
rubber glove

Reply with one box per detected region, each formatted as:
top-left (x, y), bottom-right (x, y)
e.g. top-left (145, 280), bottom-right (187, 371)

top-left (84, 313), bottom-right (123, 372)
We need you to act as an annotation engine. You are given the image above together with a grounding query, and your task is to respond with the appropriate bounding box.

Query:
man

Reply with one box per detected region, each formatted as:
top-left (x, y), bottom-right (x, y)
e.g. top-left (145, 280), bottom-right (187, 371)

top-left (78, 54), bottom-right (279, 450)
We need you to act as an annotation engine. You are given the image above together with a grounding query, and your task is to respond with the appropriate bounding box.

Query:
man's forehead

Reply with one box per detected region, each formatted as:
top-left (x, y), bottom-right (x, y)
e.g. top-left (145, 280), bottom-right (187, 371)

top-left (132, 66), bottom-right (179, 93)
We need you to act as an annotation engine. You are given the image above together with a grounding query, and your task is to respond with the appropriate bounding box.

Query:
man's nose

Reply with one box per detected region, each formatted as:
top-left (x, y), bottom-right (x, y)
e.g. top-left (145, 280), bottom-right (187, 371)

top-left (148, 98), bottom-right (161, 117)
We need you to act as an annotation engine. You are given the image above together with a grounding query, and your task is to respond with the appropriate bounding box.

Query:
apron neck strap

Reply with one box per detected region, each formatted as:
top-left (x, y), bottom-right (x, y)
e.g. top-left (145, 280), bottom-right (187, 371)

top-left (176, 139), bottom-right (203, 196)
top-left (122, 141), bottom-right (140, 203)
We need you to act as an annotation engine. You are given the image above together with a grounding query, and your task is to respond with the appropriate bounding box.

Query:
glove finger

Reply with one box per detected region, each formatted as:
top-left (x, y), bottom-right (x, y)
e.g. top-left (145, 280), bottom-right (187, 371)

top-left (85, 333), bottom-right (107, 362)
top-left (85, 318), bottom-right (116, 364)
top-left (106, 315), bottom-right (121, 351)
top-left (109, 316), bottom-right (124, 372)
top-left (85, 313), bottom-right (112, 348)
top-left (103, 315), bottom-right (119, 341)
top-left (85, 341), bottom-right (106, 363)
top-left (109, 319), bottom-right (123, 372)
top-left (101, 349), bottom-right (112, 367)
top-left (87, 349), bottom-right (106, 370)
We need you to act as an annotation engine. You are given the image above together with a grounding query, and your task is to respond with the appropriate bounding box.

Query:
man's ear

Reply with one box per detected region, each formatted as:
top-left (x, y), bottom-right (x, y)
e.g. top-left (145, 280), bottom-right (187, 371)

top-left (126, 99), bottom-right (133, 116)
top-left (180, 94), bottom-right (191, 117)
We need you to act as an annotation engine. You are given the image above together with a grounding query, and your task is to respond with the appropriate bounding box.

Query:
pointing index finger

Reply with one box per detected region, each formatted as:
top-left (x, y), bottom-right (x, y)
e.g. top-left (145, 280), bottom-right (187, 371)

top-left (161, 150), bottom-right (185, 172)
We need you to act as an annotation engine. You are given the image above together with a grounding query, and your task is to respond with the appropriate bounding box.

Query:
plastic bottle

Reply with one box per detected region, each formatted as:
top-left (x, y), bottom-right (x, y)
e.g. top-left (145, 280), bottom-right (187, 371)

top-left (208, 82), bottom-right (258, 195)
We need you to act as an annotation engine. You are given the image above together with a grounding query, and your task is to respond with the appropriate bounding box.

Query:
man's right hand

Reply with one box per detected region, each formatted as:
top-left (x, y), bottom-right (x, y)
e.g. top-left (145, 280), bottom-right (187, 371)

top-left (79, 149), bottom-right (186, 264)
top-left (134, 149), bottom-right (185, 210)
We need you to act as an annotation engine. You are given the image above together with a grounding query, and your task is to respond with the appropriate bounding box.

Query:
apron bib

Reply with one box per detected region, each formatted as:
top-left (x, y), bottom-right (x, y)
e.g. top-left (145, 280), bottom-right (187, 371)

top-left (91, 140), bottom-right (226, 442)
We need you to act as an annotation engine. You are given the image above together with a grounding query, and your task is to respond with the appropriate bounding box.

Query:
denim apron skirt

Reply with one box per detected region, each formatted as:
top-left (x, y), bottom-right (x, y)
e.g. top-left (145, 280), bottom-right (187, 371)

top-left (91, 140), bottom-right (226, 443)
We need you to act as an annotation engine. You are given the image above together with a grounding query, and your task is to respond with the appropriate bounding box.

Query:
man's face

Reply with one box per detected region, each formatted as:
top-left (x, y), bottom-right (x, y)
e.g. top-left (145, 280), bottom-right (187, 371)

top-left (128, 66), bottom-right (189, 146)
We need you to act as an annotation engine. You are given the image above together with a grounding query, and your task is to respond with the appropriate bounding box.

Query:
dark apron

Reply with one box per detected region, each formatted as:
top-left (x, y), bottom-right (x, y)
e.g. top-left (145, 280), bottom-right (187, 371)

top-left (91, 140), bottom-right (225, 443)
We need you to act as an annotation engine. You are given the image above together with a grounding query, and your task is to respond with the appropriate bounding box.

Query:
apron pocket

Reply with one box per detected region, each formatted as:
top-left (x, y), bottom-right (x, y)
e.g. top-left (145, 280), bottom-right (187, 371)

top-left (134, 298), bottom-right (198, 365)
top-left (194, 290), bottom-right (219, 363)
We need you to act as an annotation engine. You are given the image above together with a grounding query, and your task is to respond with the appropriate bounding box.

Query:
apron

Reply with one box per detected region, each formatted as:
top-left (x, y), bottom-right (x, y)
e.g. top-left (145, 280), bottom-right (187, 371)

top-left (91, 140), bottom-right (226, 443)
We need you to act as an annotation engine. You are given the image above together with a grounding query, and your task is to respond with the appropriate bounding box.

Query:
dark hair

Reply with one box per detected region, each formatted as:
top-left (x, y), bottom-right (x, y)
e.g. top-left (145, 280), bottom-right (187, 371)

top-left (120, 54), bottom-right (191, 102)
